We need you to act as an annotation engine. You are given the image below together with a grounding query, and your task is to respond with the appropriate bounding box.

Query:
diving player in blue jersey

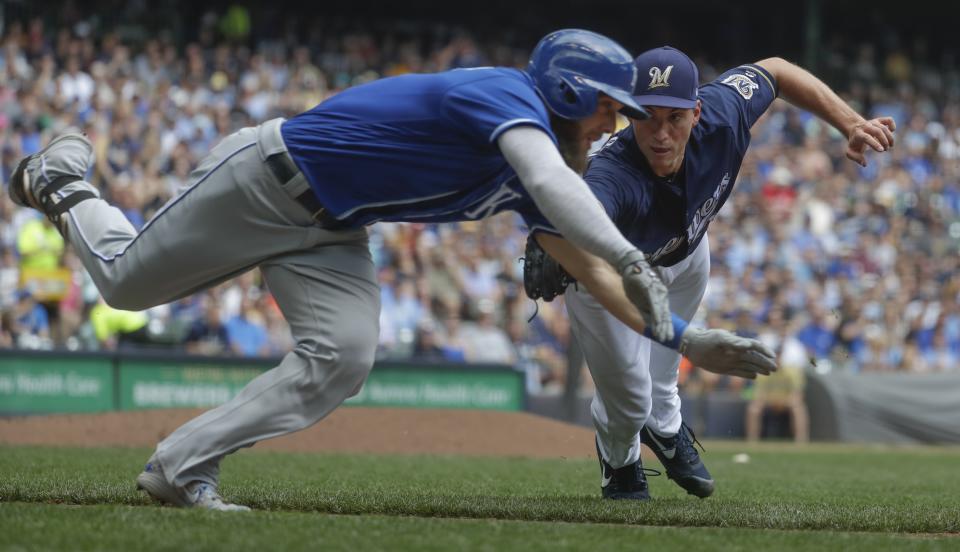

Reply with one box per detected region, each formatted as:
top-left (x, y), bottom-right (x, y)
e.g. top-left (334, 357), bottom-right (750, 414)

top-left (529, 46), bottom-right (896, 500)
top-left (8, 29), bottom-right (776, 511)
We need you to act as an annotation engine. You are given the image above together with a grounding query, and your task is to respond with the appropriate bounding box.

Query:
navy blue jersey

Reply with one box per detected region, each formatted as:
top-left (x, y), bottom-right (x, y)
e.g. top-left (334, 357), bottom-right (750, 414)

top-left (280, 67), bottom-right (554, 228)
top-left (524, 64), bottom-right (778, 267)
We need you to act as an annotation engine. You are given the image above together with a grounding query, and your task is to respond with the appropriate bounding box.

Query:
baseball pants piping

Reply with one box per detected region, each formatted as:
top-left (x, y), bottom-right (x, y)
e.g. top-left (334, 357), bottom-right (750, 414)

top-left (58, 118), bottom-right (380, 487)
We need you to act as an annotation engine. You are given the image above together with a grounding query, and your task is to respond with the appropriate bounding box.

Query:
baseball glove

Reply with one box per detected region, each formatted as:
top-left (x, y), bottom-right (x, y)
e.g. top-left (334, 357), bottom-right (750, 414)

top-left (522, 233), bottom-right (575, 302)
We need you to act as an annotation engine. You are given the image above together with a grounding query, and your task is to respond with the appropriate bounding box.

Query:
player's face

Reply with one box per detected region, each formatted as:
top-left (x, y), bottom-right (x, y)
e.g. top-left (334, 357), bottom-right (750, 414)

top-left (578, 96), bottom-right (623, 150)
top-left (631, 103), bottom-right (701, 177)
top-left (550, 95), bottom-right (622, 175)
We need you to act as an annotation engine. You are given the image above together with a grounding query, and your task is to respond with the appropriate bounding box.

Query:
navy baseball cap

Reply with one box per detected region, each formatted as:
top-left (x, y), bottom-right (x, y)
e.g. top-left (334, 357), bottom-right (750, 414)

top-left (631, 46), bottom-right (699, 109)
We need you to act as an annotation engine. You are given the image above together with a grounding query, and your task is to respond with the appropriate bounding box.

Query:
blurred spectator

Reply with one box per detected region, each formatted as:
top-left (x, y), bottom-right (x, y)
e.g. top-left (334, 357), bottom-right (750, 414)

top-left (183, 296), bottom-right (230, 355)
top-left (746, 307), bottom-right (810, 443)
top-left (795, 305), bottom-right (838, 366)
top-left (460, 299), bottom-right (516, 364)
top-left (89, 297), bottom-right (150, 350)
top-left (11, 289), bottom-right (51, 349)
top-left (224, 297), bottom-right (270, 357)
top-left (435, 295), bottom-right (468, 362)
top-left (262, 296), bottom-right (294, 356)
top-left (0, 247), bottom-right (20, 308)
top-left (411, 320), bottom-right (454, 362)
top-left (0, 4), bottom-right (959, 399)
top-left (16, 216), bottom-right (63, 270)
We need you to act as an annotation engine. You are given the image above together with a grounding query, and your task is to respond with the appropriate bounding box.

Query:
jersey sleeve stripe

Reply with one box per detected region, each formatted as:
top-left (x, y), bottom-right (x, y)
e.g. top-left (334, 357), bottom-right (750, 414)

top-left (489, 118), bottom-right (552, 144)
top-left (739, 64), bottom-right (778, 97)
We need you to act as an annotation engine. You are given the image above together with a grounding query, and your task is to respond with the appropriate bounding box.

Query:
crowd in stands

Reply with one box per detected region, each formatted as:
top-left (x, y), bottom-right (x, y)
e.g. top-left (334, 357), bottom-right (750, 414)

top-left (2, 7), bottom-right (959, 397)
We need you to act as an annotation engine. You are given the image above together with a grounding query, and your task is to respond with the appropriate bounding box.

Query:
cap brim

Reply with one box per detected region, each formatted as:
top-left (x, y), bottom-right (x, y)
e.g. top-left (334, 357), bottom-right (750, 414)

top-left (631, 94), bottom-right (697, 109)
top-left (585, 79), bottom-right (650, 120)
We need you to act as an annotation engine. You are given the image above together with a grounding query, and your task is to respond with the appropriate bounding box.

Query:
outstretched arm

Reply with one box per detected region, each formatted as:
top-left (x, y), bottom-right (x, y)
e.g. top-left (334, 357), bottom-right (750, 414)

top-left (536, 232), bottom-right (777, 379)
top-left (498, 126), bottom-right (672, 341)
top-left (535, 232), bottom-right (648, 335)
top-left (755, 57), bottom-right (896, 166)
top-left (498, 126), bottom-right (633, 270)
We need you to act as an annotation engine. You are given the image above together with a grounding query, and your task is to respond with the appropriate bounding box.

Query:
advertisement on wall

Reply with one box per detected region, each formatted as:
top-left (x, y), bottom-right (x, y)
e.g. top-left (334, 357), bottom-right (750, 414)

top-left (0, 353), bottom-right (524, 414)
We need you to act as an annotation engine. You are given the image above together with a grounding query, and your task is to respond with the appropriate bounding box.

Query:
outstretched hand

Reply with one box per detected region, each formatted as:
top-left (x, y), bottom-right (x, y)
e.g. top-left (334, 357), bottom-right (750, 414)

top-left (680, 327), bottom-right (778, 379)
top-left (846, 117), bottom-right (896, 167)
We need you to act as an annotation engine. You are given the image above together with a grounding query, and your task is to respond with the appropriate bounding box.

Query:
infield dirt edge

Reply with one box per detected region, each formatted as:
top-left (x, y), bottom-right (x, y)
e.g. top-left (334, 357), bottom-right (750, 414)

top-left (0, 407), bottom-right (597, 459)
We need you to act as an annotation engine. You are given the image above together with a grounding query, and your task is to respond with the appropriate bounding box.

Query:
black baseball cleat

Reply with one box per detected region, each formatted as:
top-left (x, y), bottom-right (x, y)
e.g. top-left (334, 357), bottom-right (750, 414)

top-left (596, 438), bottom-right (658, 500)
top-left (640, 421), bottom-right (715, 498)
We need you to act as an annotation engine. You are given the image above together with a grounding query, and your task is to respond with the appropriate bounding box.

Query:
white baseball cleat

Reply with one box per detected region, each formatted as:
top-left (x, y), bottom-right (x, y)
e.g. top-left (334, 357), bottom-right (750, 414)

top-left (186, 482), bottom-right (252, 512)
top-left (136, 456), bottom-right (251, 512)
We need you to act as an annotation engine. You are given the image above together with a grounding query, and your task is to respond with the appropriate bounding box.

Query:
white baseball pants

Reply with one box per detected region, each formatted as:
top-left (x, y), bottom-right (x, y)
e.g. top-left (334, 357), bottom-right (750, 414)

top-left (566, 236), bottom-right (710, 468)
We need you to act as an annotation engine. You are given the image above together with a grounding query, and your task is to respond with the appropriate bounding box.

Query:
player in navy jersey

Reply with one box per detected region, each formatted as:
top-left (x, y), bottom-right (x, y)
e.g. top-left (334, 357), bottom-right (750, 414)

top-left (527, 46), bottom-right (895, 499)
top-left (8, 30), bottom-right (776, 510)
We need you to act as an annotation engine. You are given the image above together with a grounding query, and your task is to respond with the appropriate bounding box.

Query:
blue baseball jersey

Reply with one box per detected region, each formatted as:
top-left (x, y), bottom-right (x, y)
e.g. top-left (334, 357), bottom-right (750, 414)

top-left (524, 64), bottom-right (778, 267)
top-left (280, 67), bottom-right (553, 227)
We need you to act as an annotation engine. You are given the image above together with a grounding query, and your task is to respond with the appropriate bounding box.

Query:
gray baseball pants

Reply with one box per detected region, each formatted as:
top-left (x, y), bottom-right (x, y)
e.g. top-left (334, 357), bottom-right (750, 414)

top-left (60, 118), bottom-right (380, 487)
top-left (567, 236), bottom-right (710, 469)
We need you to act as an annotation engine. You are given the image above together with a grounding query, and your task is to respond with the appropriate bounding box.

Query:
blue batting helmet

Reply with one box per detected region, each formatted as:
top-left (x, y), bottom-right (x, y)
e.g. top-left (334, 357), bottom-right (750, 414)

top-left (527, 29), bottom-right (648, 120)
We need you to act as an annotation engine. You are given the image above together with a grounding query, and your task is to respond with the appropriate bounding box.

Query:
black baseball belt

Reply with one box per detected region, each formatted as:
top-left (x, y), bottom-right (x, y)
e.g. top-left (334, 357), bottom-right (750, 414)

top-left (264, 150), bottom-right (346, 230)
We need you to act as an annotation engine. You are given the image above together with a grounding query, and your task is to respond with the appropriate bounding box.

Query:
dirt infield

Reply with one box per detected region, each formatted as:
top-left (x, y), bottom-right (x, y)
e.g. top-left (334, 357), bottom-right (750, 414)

top-left (0, 407), bottom-right (596, 459)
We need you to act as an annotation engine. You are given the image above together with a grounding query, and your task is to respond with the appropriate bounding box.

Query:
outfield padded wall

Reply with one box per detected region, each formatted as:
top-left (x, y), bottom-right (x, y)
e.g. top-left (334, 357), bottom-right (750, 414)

top-left (0, 351), bottom-right (525, 414)
top-left (805, 372), bottom-right (960, 444)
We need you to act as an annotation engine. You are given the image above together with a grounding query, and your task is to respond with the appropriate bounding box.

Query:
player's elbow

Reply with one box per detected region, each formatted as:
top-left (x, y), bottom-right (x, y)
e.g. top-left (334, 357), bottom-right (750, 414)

top-left (99, 283), bottom-right (156, 311)
top-left (100, 291), bottom-right (147, 312)
top-left (754, 56), bottom-right (793, 80)
top-left (520, 176), bottom-right (549, 199)
top-left (756, 56), bottom-right (789, 65)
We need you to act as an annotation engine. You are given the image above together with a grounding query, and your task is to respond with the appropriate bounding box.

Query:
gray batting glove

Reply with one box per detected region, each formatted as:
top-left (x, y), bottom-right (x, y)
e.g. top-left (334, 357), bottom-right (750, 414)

top-left (679, 327), bottom-right (778, 379)
top-left (617, 250), bottom-right (672, 342)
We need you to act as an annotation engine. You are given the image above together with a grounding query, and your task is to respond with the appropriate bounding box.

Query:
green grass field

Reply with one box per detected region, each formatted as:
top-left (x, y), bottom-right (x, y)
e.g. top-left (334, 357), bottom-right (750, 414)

top-left (2, 442), bottom-right (959, 550)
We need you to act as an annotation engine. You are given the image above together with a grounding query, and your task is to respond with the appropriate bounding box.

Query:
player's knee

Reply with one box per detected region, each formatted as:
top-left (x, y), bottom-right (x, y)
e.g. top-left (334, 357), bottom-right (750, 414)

top-left (345, 379), bottom-right (365, 399)
top-left (99, 284), bottom-right (154, 312)
top-left (614, 392), bottom-right (653, 434)
top-left (338, 325), bottom-right (378, 375)
top-left (298, 328), bottom-right (377, 387)
top-left (335, 344), bottom-right (376, 387)
top-left (628, 398), bottom-right (653, 429)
